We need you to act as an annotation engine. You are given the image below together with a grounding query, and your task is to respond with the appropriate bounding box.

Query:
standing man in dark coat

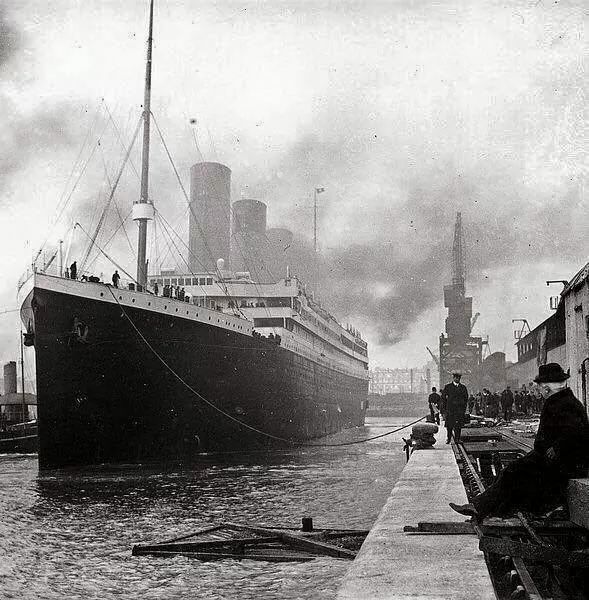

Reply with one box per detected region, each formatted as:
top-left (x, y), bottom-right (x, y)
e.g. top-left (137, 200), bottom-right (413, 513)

top-left (449, 363), bottom-right (589, 520)
top-left (500, 386), bottom-right (515, 422)
top-left (440, 372), bottom-right (469, 444)
top-left (428, 387), bottom-right (441, 425)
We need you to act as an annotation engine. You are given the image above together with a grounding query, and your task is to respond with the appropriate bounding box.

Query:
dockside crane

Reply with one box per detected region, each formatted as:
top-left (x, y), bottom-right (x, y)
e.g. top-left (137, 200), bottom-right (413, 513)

top-left (439, 212), bottom-right (484, 388)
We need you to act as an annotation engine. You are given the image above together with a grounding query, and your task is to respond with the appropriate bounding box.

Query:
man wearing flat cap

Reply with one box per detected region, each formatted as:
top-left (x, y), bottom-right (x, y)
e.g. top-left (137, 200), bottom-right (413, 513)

top-left (440, 372), bottom-right (469, 444)
top-left (450, 363), bottom-right (589, 520)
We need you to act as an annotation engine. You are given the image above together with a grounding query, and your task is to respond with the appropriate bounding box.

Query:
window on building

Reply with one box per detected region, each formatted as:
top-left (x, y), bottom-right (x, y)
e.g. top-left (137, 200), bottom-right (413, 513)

top-left (206, 277), bottom-right (213, 285)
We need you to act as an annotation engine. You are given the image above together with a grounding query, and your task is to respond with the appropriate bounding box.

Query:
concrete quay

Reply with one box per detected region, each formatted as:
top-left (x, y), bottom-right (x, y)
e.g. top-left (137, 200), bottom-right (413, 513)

top-left (337, 431), bottom-right (495, 600)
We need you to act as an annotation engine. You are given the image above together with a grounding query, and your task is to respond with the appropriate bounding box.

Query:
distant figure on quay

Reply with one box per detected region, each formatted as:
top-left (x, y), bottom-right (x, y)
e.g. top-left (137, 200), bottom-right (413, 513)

top-left (428, 387), bottom-right (441, 425)
top-left (440, 372), bottom-right (468, 444)
top-left (450, 363), bottom-right (589, 520)
top-left (500, 386), bottom-right (514, 422)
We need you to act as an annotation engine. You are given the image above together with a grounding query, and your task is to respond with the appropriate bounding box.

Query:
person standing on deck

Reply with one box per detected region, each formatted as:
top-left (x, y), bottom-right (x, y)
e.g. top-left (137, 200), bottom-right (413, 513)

top-left (428, 387), bottom-right (441, 425)
top-left (440, 372), bottom-right (468, 444)
top-left (449, 363), bottom-right (589, 520)
top-left (69, 261), bottom-right (77, 280)
top-left (112, 270), bottom-right (120, 288)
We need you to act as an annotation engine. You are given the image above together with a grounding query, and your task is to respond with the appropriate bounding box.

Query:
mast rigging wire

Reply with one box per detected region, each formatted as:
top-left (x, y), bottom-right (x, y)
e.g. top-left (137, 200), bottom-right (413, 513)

top-left (36, 104), bottom-right (113, 264)
top-left (79, 115), bottom-right (143, 275)
top-left (75, 222), bottom-right (138, 285)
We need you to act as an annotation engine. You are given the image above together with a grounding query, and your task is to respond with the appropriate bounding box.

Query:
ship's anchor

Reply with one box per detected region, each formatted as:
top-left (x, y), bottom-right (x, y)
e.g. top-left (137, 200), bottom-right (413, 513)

top-left (23, 319), bottom-right (35, 347)
top-left (70, 316), bottom-right (89, 345)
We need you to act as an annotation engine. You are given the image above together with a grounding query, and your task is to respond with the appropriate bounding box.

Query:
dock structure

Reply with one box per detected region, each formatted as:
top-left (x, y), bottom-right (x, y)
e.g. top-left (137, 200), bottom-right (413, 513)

top-left (337, 431), bottom-right (495, 600)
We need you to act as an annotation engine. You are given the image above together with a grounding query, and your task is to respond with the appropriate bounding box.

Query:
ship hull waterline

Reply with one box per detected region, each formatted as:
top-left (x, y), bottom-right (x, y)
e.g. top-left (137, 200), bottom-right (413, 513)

top-left (22, 282), bottom-right (368, 469)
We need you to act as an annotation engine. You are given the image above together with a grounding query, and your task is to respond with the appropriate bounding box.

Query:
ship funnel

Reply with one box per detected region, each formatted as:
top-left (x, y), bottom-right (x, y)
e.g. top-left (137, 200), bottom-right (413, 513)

top-left (230, 199), bottom-right (272, 282)
top-left (189, 162), bottom-right (231, 272)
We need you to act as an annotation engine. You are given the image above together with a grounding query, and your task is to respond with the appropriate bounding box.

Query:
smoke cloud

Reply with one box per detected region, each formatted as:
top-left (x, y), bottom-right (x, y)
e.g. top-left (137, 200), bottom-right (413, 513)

top-left (234, 41), bottom-right (586, 349)
top-left (1, 0), bottom-right (586, 367)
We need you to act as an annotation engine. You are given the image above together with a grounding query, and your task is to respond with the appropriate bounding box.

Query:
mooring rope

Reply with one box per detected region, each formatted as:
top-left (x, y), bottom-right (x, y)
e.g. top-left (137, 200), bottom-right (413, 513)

top-left (107, 285), bottom-right (426, 447)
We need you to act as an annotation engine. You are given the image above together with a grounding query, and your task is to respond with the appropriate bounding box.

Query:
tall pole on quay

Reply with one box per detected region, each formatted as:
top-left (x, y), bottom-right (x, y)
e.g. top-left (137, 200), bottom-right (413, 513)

top-left (313, 187), bottom-right (325, 253)
top-left (59, 239), bottom-right (63, 277)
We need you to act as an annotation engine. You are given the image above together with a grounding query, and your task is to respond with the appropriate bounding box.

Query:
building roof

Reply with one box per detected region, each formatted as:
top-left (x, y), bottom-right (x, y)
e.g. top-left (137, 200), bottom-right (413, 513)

top-left (0, 393), bottom-right (37, 406)
top-left (562, 261), bottom-right (589, 296)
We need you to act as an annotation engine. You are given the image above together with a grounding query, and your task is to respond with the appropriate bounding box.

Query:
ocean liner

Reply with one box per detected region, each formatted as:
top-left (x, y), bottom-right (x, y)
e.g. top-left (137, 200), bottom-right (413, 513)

top-left (18, 1), bottom-right (369, 468)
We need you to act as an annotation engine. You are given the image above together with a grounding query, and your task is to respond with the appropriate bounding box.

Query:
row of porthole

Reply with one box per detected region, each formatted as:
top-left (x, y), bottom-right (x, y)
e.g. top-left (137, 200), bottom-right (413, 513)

top-left (100, 290), bottom-right (251, 332)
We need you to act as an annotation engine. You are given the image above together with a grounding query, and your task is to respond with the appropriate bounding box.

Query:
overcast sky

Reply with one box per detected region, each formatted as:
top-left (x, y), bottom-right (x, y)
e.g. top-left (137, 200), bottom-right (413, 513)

top-left (0, 0), bottom-right (587, 374)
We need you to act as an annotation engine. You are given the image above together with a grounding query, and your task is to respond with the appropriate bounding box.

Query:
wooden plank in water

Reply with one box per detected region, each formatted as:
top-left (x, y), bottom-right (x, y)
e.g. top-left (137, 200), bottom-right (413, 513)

top-left (132, 536), bottom-right (281, 556)
top-left (156, 525), bottom-right (225, 545)
top-left (278, 532), bottom-right (357, 559)
top-left (138, 549), bottom-right (317, 562)
top-left (224, 521), bottom-right (357, 559)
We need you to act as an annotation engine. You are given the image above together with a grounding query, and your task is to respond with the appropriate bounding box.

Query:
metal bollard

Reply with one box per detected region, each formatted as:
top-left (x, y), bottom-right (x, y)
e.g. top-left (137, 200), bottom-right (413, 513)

top-left (504, 569), bottom-right (520, 587)
top-left (510, 585), bottom-right (526, 599)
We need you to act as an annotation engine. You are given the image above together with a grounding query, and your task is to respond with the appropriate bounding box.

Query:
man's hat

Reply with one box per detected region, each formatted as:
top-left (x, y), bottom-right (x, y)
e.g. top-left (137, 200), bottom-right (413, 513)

top-left (452, 371), bottom-right (462, 377)
top-left (534, 363), bottom-right (570, 383)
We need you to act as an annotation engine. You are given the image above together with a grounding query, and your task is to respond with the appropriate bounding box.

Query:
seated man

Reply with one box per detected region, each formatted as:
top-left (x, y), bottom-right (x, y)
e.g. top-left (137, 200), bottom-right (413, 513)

top-left (450, 363), bottom-right (589, 520)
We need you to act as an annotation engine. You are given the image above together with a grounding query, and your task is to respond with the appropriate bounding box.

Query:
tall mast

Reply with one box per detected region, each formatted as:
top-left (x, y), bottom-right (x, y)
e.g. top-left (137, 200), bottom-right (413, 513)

top-left (134, 0), bottom-right (155, 288)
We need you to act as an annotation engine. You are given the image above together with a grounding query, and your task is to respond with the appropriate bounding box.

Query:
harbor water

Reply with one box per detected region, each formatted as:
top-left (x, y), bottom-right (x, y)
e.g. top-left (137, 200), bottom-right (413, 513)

top-left (0, 416), bottom-right (415, 600)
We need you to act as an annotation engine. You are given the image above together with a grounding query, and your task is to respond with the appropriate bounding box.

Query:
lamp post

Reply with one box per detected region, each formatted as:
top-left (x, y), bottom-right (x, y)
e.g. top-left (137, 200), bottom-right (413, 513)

top-left (313, 187), bottom-right (325, 253)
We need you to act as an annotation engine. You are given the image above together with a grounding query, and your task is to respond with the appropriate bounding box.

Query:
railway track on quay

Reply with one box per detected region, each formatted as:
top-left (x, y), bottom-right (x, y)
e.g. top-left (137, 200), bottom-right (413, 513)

top-left (453, 428), bottom-right (589, 600)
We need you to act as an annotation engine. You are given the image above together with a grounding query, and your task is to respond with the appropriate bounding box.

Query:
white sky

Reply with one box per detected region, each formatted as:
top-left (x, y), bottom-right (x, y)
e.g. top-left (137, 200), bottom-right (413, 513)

top-left (0, 0), bottom-right (587, 371)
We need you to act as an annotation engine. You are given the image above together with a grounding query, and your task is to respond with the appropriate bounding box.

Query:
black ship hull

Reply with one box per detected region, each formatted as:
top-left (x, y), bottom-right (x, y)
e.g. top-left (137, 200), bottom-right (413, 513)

top-left (22, 280), bottom-right (368, 468)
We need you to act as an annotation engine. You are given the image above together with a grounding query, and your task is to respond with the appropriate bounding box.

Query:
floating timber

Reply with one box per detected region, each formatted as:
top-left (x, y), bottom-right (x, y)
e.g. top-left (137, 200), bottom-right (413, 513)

top-left (132, 521), bottom-right (368, 562)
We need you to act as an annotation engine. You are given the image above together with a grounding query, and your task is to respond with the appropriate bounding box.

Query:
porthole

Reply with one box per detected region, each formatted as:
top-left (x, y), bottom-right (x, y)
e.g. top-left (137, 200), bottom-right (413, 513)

top-left (148, 302), bottom-right (151, 306)
top-left (164, 305), bottom-right (167, 309)
top-left (132, 299), bottom-right (135, 303)
top-left (119, 296), bottom-right (122, 300)
top-left (100, 292), bottom-right (104, 297)
top-left (175, 308), bottom-right (178, 312)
